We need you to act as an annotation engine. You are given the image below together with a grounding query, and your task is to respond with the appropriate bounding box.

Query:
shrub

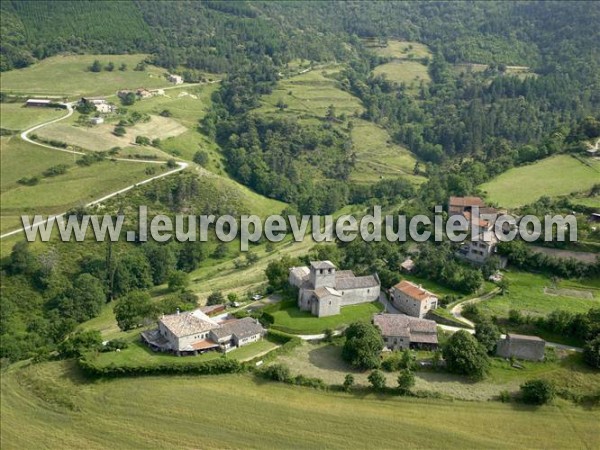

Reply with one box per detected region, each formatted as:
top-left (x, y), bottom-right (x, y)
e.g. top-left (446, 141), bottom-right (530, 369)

top-left (499, 390), bottom-right (512, 403)
top-left (343, 374), bottom-right (355, 392)
top-left (113, 125), bottom-right (126, 136)
top-left (135, 135), bottom-right (151, 145)
top-left (17, 176), bottom-right (40, 186)
top-left (207, 291), bottom-right (225, 306)
top-left (193, 150), bottom-right (209, 166)
top-left (42, 164), bottom-right (69, 177)
top-left (397, 369), bottom-right (415, 395)
top-left (259, 363), bottom-right (291, 382)
top-left (520, 379), bottom-right (555, 405)
top-left (367, 369), bottom-right (386, 390)
top-left (474, 319), bottom-right (501, 354)
top-left (583, 336), bottom-right (600, 369)
top-left (102, 339), bottom-right (129, 352)
top-left (167, 270), bottom-right (190, 292)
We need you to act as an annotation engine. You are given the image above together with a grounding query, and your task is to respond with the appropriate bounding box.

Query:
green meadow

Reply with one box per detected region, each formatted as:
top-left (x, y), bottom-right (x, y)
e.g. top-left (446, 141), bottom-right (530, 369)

top-left (0, 54), bottom-right (173, 98)
top-left (373, 60), bottom-right (431, 90)
top-left (1, 360), bottom-right (598, 449)
top-left (480, 155), bottom-right (600, 208)
top-left (0, 139), bottom-right (166, 233)
top-left (477, 271), bottom-right (600, 319)
top-left (0, 103), bottom-right (66, 131)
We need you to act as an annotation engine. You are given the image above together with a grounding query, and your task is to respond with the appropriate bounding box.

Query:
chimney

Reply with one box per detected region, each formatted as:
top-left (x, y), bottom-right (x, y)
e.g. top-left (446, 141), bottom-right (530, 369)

top-left (176, 308), bottom-right (180, 315)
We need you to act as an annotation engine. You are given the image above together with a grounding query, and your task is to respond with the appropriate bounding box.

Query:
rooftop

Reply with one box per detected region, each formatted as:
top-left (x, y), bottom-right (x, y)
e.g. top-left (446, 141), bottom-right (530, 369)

top-left (449, 196), bottom-right (486, 208)
top-left (373, 314), bottom-right (438, 343)
top-left (506, 333), bottom-right (545, 343)
top-left (211, 317), bottom-right (265, 340)
top-left (392, 280), bottom-right (437, 301)
top-left (160, 309), bottom-right (220, 338)
top-left (336, 274), bottom-right (379, 290)
top-left (310, 260), bottom-right (336, 270)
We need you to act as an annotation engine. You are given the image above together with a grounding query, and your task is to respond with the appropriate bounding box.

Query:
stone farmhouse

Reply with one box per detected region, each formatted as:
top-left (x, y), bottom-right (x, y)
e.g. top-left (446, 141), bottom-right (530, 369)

top-left (373, 313), bottom-right (438, 351)
top-left (496, 333), bottom-right (546, 361)
top-left (449, 196), bottom-right (500, 264)
top-left (289, 261), bottom-right (380, 317)
top-left (142, 309), bottom-right (265, 356)
top-left (390, 280), bottom-right (438, 318)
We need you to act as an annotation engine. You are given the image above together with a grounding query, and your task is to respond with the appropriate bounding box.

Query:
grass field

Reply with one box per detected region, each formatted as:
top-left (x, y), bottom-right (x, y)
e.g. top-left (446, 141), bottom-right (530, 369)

top-left (0, 103), bottom-right (66, 131)
top-left (37, 114), bottom-right (187, 152)
top-left (476, 271), bottom-right (600, 319)
top-left (1, 360), bottom-right (598, 449)
top-left (480, 155), bottom-right (600, 208)
top-left (364, 39), bottom-right (432, 60)
top-left (277, 341), bottom-right (600, 401)
top-left (267, 301), bottom-right (383, 334)
top-left (127, 84), bottom-right (218, 129)
top-left (259, 66), bottom-right (363, 120)
top-left (350, 120), bottom-right (425, 184)
top-left (0, 54), bottom-right (172, 98)
top-left (372, 60), bottom-right (431, 91)
top-left (0, 137), bottom-right (166, 232)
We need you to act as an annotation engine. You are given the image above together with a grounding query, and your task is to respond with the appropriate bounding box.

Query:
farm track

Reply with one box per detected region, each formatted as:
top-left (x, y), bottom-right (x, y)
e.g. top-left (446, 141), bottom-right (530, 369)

top-left (1, 103), bottom-right (188, 239)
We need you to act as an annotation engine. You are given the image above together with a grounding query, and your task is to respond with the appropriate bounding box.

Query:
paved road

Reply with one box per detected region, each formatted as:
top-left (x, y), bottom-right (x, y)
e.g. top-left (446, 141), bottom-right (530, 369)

top-left (450, 288), bottom-right (500, 328)
top-left (1, 102), bottom-right (188, 240)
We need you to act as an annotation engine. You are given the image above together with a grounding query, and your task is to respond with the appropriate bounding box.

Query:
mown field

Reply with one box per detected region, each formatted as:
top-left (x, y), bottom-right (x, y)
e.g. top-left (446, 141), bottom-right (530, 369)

top-left (0, 54), bottom-right (171, 97)
top-left (480, 154), bottom-right (600, 208)
top-left (277, 341), bottom-right (600, 401)
top-left (372, 60), bottom-right (431, 90)
top-left (37, 114), bottom-right (187, 152)
top-left (1, 360), bottom-right (598, 449)
top-left (0, 103), bottom-right (66, 131)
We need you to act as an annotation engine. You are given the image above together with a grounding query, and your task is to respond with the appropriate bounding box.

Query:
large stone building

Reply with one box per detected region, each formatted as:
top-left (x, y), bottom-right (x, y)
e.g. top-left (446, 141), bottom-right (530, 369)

top-left (449, 196), bottom-right (501, 264)
top-left (373, 313), bottom-right (438, 351)
top-left (289, 261), bottom-right (380, 317)
top-left (142, 309), bottom-right (265, 356)
top-left (496, 333), bottom-right (546, 361)
top-left (390, 280), bottom-right (438, 318)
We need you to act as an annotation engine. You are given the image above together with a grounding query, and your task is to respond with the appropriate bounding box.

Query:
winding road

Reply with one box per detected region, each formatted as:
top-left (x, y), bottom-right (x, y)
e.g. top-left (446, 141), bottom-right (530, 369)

top-left (1, 102), bottom-right (188, 239)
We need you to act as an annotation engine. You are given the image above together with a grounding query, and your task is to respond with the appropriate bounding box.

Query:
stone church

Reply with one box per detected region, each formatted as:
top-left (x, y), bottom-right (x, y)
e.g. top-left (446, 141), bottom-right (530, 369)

top-left (289, 261), bottom-right (380, 317)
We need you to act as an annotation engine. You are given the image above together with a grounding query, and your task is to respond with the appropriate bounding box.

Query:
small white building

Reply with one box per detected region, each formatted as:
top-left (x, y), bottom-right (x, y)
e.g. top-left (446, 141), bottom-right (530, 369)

top-left (26, 99), bottom-right (52, 107)
top-left (390, 280), bottom-right (438, 318)
top-left (90, 117), bottom-right (104, 125)
top-left (168, 74), bottom-right (184, 84)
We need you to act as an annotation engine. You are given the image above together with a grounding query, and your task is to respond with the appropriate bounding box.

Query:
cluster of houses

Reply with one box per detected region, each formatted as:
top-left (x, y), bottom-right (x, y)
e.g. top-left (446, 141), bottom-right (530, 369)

top-left (448, 196), bottom-right (504, 264)
top-left (286, 259), bottom-right (545, 360)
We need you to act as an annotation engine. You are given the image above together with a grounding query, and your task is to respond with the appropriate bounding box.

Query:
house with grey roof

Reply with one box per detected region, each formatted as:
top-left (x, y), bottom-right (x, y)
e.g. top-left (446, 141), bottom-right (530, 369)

top-left (289, 261), bottom-right (380, 317)
top-left (142, 309), bottom-right (265, 356)
top-left (373, 313), bottom-right (438, 351)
